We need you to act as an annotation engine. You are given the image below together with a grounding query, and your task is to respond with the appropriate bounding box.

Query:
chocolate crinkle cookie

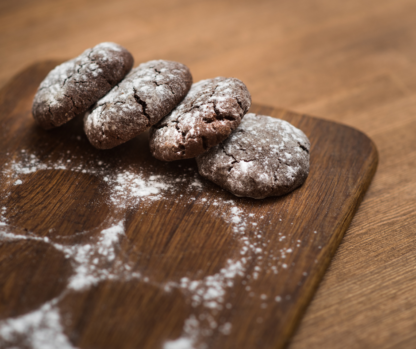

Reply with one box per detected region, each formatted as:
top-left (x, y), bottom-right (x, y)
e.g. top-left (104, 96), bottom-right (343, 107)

top-left (32, 42), bottom-right (134, 129)
top-left (84, 60), bottom-right (192, 149)
top-left (149, 77), bottom-right (251, 161)
top-left (196, 113), bottom-right (310, 199)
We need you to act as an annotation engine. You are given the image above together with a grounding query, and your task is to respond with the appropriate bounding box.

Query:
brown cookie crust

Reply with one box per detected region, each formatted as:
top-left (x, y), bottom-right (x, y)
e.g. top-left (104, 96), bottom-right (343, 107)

top-left (149, 77), bottom-right (251, 161)
top-left (84, 60), bottom-right (193, 149)
top-left (196, 113), bottom-right (310, 199)
top-left (32, 42), bottom-right (134, 129)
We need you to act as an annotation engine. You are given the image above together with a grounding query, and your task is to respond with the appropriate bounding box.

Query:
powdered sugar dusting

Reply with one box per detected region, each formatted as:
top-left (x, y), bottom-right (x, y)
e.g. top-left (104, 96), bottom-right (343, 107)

top-left (0, 219), bottom-right (138, 348)
top-left (178, 258), bottom-right (245, 309)
top-left (0, 147), bottom-right (317, 349)
top-left (32, 42), bottom-right (132, 130)
top-left (0, 301), bottom-right (74, 349)
top-left (197, 113), bottom-right (311, 199)
top-left (63, 220), bottom-right (130, 291)
top-left (150, 76), bottom-right (251, 161)
top-left (84, 60), bottom-right (192, 149)
top-left (111, 172), bottom-right (173, 206)
top-left (164, 337), bottom-right (194, 349)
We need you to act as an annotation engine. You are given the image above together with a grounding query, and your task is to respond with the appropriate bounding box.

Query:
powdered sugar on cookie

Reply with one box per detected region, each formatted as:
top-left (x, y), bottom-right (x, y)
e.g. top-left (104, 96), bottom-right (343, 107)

top-left (150, 77), bottom-right (251, 161)
top-left (197, 113), bottom-right (310, 199)
top-left (84, 60), bottom-right (192, 149)
top-left (32, 42), bottom-right (133, 129)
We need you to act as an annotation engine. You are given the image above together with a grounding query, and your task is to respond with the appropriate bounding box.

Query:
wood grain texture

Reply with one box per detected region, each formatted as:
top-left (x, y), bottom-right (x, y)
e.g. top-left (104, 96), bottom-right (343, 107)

top-left (1, 0), bottom-right (416, 348)
top-left (0, 61), bottom-right (377, 348)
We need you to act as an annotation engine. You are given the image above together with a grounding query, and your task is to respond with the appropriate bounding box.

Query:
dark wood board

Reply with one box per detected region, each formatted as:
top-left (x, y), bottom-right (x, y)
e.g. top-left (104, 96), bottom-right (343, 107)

top-left (0, 61), bottom-right (378, 349)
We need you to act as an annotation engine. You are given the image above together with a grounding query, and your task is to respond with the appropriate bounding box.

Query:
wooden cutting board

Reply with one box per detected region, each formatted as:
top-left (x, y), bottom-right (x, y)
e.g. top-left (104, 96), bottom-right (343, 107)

top-left (0, 61), bottom-right (378, 349)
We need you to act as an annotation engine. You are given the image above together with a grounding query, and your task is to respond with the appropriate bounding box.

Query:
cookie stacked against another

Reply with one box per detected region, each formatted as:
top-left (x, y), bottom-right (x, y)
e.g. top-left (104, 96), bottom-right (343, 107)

top-left (149, 77), bottom-right (251, 161)
top-left (32, 42), bottom-right (310, 199)
top-left (84, 60), bottom-right (192, 149)
top-left (32, 42), bottom-right (134, 129)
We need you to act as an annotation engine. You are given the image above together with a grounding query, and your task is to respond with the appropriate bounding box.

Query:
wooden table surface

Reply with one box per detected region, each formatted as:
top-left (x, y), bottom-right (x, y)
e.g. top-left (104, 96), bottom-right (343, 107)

top-left (1, 0), bottom-right (415, 348)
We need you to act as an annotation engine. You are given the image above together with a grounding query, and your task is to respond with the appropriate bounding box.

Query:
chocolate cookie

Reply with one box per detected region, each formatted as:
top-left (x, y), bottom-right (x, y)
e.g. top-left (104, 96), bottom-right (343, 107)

top-left (196, 113), bottom-right (310, 199)
top-left (84, 60), bottom-right (192, 149)
top-left (32, 42), bottom-right (134, 129)
top-left (149, 77), bottom-right (251, 161)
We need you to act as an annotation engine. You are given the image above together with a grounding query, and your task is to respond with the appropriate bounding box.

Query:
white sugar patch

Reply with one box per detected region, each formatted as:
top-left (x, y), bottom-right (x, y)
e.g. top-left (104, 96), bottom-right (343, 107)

top-left (219, 322), bottom-right (232, 335)
top-left (179, 259), bottom-right (245, 309)
top-left (61, 220), bottom-right (132, 291)
top-left (0, 301), bottom-right (75, 349)
top-left (0, 207), bottom-right (7, 226)
top-left (164, 337), bottom-right (194, 349)
top-left (110, 172), bottom-right (173, 207)
top-left (229, 206), bottom-right (243, 224)
top-left (98, 221), bottom-right (125, 260)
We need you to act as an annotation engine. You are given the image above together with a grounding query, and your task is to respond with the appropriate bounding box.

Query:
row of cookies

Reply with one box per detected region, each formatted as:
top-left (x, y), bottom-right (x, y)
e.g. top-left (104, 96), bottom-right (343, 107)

top-left (32, 42), bottom-right (310, 199)
top-left (32, 42), bottom-right (250, 158)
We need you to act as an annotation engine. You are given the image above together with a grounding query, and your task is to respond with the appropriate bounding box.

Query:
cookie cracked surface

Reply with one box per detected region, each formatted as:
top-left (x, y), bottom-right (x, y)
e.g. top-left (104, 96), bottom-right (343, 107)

top-left (84, 60), bottom-right (192, 149)
top-left (32, 42), bottom-right (134, 129)
top-left (149, 77), bottom-right (251, 161)
top-left (196, 113), bottom-right (310, 199)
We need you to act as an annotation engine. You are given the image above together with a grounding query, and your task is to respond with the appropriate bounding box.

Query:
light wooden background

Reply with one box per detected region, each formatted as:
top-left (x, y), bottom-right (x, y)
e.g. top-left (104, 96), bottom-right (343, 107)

top-left (1, 0), bottom-right (415, 348)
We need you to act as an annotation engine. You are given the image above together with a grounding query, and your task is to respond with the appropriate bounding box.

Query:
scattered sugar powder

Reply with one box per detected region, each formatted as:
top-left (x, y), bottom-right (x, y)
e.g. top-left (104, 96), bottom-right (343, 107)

top-left (62, 220), bottom-right (134, 291)
top-left (0, 148), bottom-right (318, 349)
top-left (164, 337), bottom-right (194, 349)
top-left (0, 301), bottom-right (74, 349)
top-left (0, 219), bottom-right (140, 348)
top-left (110, 172), bottom-right (173, 207)
top-left (177, 259), bottom-right (245, 309)
top-left (2, 150), bottom-right (188, 211)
